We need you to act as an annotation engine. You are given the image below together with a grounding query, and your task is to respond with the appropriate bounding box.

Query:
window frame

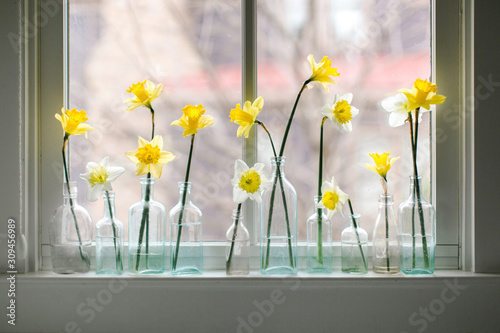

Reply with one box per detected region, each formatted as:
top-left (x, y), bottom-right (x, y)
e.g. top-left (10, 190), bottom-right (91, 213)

top-left (19, 0), bottom-right (468, 272)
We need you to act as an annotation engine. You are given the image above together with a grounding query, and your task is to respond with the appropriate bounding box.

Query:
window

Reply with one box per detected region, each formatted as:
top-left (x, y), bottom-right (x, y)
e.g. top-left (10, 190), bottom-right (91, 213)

top-left (28, 0), bottom-right (461, 271)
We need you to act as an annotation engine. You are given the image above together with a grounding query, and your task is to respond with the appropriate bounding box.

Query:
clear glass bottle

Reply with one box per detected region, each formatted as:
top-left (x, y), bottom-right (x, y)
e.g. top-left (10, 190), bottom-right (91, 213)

top-left (260, 156), bottom-right (298, 275)
top-left (128, 177), bottom-right (166, 274)
top-left (341, 214), bottom-right (368, 274)
top-left (306, 196), bottom-right (333, 273)
top-left (372, 193), bottom-right (400, 274)
top-left (96, 191), bottom-right (124, 275)
top-left (225, 207), bottom-right (250, 275)
top-left (170, 182), bottom-right (203, 275)
top-left (399, 176), bottom-right (435, 274)
top-left (49, 181), bottom-right (92, 274)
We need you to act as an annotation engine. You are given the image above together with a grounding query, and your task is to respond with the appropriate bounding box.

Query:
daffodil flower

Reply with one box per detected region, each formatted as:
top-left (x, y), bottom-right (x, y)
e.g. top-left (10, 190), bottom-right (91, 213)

top-left (321, 93), bottom-right (359, 132)
top-left (398, 78), bottom-right (446, 111)
top-left (171, 104), bottom-right (214, 137)
top-left (55, 108), bottom-right (94, 137)
top-left (316, 177), bottom-right (348, 219)
top-left (365, 151), bottom-right (400, 183)
top-left (125, 135), bottom-right (175, 179)
top-left (307, 54), bottom-right (340, 92)
top-left (80, 157), bottom-right (125, 202)
top-left (229, 96), bottom-right (264, 138)
top-left (231, 159), bottom-right (272, 204)
top-left (124, 80), bottom-right (163, 112)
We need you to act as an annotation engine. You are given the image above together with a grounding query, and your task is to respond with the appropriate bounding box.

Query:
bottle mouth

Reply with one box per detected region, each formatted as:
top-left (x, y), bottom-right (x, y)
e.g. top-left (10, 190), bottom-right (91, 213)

top-left (271, 156), bottom-right (286, 165)
top-left (348, 213), bottom-right (361, 219)
top-left (178, 181), bottom-right (192, 191)
top-left (139, 177), bottom-right (155, 184)
top-left (63, 181), bottom-right (78, 196)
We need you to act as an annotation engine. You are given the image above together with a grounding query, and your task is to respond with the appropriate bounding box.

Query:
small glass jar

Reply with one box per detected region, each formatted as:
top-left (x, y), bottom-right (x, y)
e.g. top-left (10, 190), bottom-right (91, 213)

top-left (49, 181), bottom-right (92, 274)
top-left (170, 182), bottom-right (203, 275)
top-left (306, 196), bottom-right (333, 273)
top-left (225, 207), bottom-right (250, 275)
top-left (372, 194), bottom-right (400, 274)
top-left (96, 191), bottom-right (124, 275)
top-left (341, 214), bottom-right (368, 274)
top-left (128, 177), bottom-right (166, 274)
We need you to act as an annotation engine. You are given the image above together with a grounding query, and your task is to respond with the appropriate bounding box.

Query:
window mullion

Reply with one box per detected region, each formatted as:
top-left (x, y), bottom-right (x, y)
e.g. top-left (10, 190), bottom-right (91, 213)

top-left (242, 0), bottom-right (259, 244)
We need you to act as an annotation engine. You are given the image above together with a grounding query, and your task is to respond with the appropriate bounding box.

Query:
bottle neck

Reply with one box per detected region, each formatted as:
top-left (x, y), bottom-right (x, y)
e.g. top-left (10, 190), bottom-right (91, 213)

top-left (63, 181), bottom-right (77, 205)
top-left (349, 214), bottom-right (361, 229)
top-left (103, 191), bottom-right (116, 219)
top-left (140, 178), bottom-right (155, 200)
top-left (232, 208), bottom-right (244, 226)
top-left (408, 176), bottom-right (423, 200)
top-left (271, 156), bottom-right (286, 177)
top-left (178, 181), bottom-right (192, 203)
top-left (378, 194), bottom-right (394, 207)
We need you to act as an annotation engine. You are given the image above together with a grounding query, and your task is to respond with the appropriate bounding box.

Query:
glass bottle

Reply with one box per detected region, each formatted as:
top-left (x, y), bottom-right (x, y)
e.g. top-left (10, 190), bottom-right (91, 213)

top-left (306, 196), bottom-right (333, 273)
top-left (225, 207), bottom-right (250, 275)
top-left (96, 191), bottom-right (124, 275)
top-left (372, 193), bottom-right (400, 274)
top-left (49, 181), bottom-right (92, 274)
top-left (170, 182), bottom-right (203, 275)
top-left (399, 176), bottom-right (435, 274)
top-left (341, 214), bottom-right (368, 274)
top-left (128, 177), bottom-right (166, 274)
top-left (260, 156), bottom-right (297, 275)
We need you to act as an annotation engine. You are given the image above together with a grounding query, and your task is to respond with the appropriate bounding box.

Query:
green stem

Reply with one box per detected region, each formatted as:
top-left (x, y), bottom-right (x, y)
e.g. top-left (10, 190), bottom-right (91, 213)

top-left (316, 117), bottom-right (327, 265)
top-left (134, 173), bottom-right (151, 271)
top-left (61, 136), bottom-right (90, 268)
top-left (226, 203), bottom-right (242, 272)
top-left (262, 82), bottom-right (308, 270)
top-left (384, 190), bottom-right (390, 272)
top-left (348, 199), bottom-right (367, 271)
top-left (172, 134), bottom-right (195, 270)
top-left (105, 191), bottom-right (122, 271)
top-left (408, 110), bottom-right (430, 268)
top-left (258, 122), bottom-right (294, 269)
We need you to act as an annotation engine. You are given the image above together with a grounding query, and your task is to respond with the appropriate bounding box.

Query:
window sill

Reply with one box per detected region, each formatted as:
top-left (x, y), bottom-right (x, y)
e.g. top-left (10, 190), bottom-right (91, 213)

top-left (2, 270), bottom-right (500, 332)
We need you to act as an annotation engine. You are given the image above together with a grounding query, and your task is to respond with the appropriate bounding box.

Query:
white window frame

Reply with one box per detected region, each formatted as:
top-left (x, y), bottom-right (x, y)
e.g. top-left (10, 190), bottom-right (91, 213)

top-left (4, 0), bottom-right (476, 273)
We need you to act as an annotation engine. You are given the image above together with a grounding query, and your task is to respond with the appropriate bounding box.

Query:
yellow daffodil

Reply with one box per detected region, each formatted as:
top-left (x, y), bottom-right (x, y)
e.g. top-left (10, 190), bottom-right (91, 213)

top-left (229, 96), bottom-right (264, 138)
top-left (316, 177), bottom-right (348, 219)
top-left (171, 104), bottom-right (214, 137)
top-left (365, 151), bottom-right (400, 182)
top-left (398, 78), bottom-right (446, 111)
top-left (321, 93), bottom-right (359, 132)
top-left (80, 156), bottom-right (125, 201)
top-left (231, 159), bottom-right (272, 204)
top-left (55, 108), bottom-right (94, 137)
top-left (307, 54), bottom-right (340, 92)
top-left (125, 135), bottom-right (175, 178)
top-left (124, 80), bottom-right (163, 112)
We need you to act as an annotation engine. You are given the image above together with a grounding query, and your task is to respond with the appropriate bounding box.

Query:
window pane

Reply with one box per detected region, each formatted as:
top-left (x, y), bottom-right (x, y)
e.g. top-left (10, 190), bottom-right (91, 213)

top-left (69, 0), bottom-right (241, 241)
top-left (257, 0), bottom-right (431, 240)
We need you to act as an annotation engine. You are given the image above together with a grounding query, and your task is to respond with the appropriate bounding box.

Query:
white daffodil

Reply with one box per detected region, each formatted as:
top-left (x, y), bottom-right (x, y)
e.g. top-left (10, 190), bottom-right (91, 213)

top-left (380, 93), bottom-right (423, 127)
top-left (231, 159), bottom-right (272, 204)
top-left (321, 93), bottom-right (359, 132)
top-left (316, 177), bottom-right (349, 219)
top-left (80, 156), bottom-right (125, 201)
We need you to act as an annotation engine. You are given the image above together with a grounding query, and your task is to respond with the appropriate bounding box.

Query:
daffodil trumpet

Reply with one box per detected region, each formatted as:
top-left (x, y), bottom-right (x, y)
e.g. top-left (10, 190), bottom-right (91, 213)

top-left (347, 199), bottom-right (368, 272)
